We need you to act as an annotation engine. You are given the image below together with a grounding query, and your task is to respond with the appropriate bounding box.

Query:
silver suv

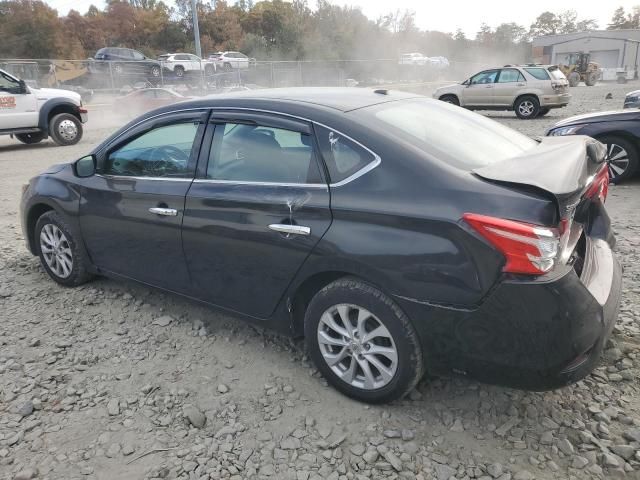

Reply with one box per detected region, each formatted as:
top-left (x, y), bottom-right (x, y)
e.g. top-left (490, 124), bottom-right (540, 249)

top-left (432, 65), bottom-right (570, 119)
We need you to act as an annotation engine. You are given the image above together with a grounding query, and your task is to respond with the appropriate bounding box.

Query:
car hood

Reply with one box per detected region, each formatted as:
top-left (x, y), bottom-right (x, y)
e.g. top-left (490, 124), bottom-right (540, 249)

top-left (552, 109), bottom-right (640, 128)
top-left (432, 83), bottom-right (463, 96)
top-left (31, 87), bottom-right (81, 103)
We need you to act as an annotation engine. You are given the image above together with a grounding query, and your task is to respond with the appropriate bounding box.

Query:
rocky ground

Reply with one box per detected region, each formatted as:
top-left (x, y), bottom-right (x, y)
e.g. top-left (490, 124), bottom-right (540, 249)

top-left (1, 82), bottom-right (640, 480)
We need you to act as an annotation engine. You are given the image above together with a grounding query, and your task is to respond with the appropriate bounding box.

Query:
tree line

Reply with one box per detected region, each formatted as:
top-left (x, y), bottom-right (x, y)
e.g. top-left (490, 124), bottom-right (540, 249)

top-left (0, 0), bottom-right (636, 61)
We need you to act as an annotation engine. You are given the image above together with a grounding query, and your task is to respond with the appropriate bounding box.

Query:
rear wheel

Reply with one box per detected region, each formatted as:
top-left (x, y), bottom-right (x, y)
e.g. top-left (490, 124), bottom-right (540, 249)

top-left (598, 135), bottom-right (639, 184)
top-left (514, 95), bottom-right (540, 119)
top-left (49, 113), bottom-right (82, 146)
top-left (305, 278), bottom-right (424, 404)
top-left (15, 132), bottom-right (45, 144)
top-left (439, 94), bottom-right (459, 106)
top-left (35, 211), bottom-right (93, 287)
top-left (174, 66), bottom-right (184, 78)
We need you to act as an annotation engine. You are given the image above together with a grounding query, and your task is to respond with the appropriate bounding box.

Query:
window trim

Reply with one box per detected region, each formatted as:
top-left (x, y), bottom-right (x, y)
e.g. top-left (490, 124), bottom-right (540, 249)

top-left (497, 68), bottom-right (526, 83)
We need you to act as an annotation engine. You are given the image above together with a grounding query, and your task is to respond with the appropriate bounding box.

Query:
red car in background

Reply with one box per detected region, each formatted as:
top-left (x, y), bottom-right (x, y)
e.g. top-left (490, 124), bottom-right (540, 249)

top-left (114, 88), bottom-right (188, 117)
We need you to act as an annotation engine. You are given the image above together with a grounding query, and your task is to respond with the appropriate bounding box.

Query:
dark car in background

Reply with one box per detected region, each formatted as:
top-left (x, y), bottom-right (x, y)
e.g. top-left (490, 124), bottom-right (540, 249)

top-left (21, 89), bottom-right (621, 403)
top-left (624, 90), bottom-right (640, 109)
top-left (90, 47), bottom-right (161, 79)
top-left (547, 109), bottom-right (640, 183)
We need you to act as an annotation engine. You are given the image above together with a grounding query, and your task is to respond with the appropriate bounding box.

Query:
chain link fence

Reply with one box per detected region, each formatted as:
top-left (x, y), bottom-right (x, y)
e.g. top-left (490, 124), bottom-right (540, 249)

top-left (0, 57), bottom-right (490, 103)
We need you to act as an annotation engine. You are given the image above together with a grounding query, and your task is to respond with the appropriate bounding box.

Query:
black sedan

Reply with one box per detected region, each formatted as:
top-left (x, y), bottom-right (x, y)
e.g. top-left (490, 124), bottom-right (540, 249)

top-left (547, 109), bottom-right (640, 183)
top-left (21, 88), bottom-right (621, 403)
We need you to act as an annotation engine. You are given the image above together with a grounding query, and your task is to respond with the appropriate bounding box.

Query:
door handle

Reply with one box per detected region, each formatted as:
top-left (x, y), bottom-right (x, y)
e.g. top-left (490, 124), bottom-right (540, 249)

top-left (517, 83), bottom-right (525, 86)
top-left (149, 207), bottom-right (177, 216)
top-left (485, 85), bottom-right (493, 88)
top-left (268, 224), bottom-right (311, 236)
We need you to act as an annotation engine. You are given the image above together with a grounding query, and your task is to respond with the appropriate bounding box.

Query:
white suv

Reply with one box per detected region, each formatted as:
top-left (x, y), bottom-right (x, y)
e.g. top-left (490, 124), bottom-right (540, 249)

top-left (433, 65), bottom-right (570, 119)
top-left (208, 52), bottom-right (254, 70)
top-left (158, 53), bottom-right (216, 77)
top-left (0, 68), bottom-right (87, 146)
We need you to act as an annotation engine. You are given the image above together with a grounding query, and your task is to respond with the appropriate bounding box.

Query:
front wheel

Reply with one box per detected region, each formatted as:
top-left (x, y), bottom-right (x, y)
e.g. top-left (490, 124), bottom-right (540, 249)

top-left (49, 113), bottom-right (82, 146)
top-left (15, 132), bottom-right (46, 144)
top-left (599, 135), bottom-right (639, 184)
top-left (305, 278), bottom-right (424, 404)
top-left (514, 96), bottom-right (540, 119)
top-left (150, 65), bottom-right (161, 78)
top-left (585, 73), bottom-right (598, 86)
top-left (35, 211), bottom-right (93, 287)
top-left (439, 95), bottom-right (459, 106)
top-left (174, 66), bottom-right (184, 78)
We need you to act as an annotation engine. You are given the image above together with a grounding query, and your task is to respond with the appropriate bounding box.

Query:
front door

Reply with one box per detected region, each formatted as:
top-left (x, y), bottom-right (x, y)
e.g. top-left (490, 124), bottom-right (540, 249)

top-left (79, 110), bottom-right (208, 291)
top-left (493, 68), bottom-right (526, 107)
top-left (0, 71), bottom-right (37, 129)
top-left (461, 69), bottom-right (498, 107)
top-left (182, 113), bottom-right (332, 318)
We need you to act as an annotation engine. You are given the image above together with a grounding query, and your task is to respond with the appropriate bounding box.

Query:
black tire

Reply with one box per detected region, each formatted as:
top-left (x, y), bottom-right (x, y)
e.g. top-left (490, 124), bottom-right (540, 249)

top-left (15, 132), bottom-right (45, 144)
top-left (439, 94), bottom-right (460, 106)
top-left (598, 135), bottom-right (639, 184)
top-left (585, 73), bottom-right (597, 87)
top-left (568, 72), bottom-right (580, 87)
top-left (35, 211), bottom-right (93, 287)
top-left (538, 107), bottom-right (550, 117)
top-left (114, 63), bottom-right (124, 75)
top-left (150, 65), bottom-right (161, 78)
top-left (174, 66), bottom-right (184, 78)
top-left (304, 277), bottom-right (424, 404)
top-left (49, 113), bottom-right (83, 146)
top-left (223, 62), bottom-right (233, 71)
top-left (514, 95), bottom-right (540, 119)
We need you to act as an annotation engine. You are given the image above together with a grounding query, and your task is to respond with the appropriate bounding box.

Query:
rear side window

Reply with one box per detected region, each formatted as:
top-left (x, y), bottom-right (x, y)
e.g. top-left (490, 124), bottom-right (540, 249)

top-left (498, 69), bottom-right (525, 83)
top-left (207, 123), bottom-right (322, 184)
top-left (549, 68), bottom-right (566, 80)
top-left (524, 68), bottom-right (550, 80)
top-left (314, 125), bottom-right (376, 183)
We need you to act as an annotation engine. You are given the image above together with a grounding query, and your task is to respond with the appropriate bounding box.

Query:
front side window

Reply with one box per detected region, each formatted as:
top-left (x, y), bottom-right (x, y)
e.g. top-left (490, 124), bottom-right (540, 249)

top-left (525, 68), bottom-right (550, 80)
top-left (0, 71), bottom-right (21, 93)
top-left (103, 122), bottom-right (199, 177)
top-left (208, 123), bottom-right (322, 184)
top-left (498, 69), bottom-right (525, 83)
top-left (132, 50), bottom-right (145, 60)
top-left (470, 70), bottom-right (499, 84)
top-left (315, 125), bottom-right (376, 183)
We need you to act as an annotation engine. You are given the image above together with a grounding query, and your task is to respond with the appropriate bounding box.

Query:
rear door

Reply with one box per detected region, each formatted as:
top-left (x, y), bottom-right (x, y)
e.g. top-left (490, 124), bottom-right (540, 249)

top-left (182, 112), bottom-right (332, 318)
top-left (79, 110), bottom-right (208, 291)
top-left (461, 70), bottom-right (498, 106)
top-left (493, 68), bottom-right (526, 106)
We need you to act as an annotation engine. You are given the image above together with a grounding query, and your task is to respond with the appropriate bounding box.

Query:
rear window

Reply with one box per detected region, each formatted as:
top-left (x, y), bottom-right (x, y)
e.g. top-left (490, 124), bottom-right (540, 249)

top-left (524, 68), bottom-right (550, 80)
top-left (549, 68), bottom-right (566, 81)
top-left (365, 98), bottom-right (537, 170)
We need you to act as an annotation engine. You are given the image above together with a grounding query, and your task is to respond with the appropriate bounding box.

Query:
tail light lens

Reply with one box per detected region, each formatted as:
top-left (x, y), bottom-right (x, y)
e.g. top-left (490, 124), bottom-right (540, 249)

top-left (463, 213), bottom-right (560, 275)
top-left (585, 165), bottom-right (609, 203)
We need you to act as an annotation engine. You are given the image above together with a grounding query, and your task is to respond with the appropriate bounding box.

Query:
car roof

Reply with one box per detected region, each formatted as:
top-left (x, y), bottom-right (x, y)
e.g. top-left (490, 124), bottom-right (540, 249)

top-left (204, 88), bottom-right (419, 111)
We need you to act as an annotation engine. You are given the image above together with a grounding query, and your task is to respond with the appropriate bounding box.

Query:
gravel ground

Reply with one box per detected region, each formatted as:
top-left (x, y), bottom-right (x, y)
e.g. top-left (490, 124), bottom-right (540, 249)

top-left (1, 82), bottom-right (640, 480)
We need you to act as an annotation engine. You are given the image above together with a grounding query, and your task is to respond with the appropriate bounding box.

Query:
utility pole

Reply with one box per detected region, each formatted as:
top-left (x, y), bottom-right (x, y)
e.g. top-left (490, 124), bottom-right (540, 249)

top-left (191, 0), bottom-right (202, 58)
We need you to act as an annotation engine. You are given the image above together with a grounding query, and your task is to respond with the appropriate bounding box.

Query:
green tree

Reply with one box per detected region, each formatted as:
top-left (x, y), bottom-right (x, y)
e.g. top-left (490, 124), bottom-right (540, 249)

top-left (530, 11), bottom-right (562, 37)
top-left (608, 7), bottom-right (629, 29)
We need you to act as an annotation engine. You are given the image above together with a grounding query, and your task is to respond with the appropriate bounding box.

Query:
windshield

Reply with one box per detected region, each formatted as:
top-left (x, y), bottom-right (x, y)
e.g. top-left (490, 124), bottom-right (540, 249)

top-left (365, 98), bottom-right (537, 169)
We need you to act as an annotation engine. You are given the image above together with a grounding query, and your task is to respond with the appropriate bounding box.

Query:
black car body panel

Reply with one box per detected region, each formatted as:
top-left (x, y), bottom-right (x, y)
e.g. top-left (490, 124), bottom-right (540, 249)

top-left (624, 90), bottom-right (640, 109)
top-left (549, 109), bottom-right (640, 129)
top-left (21, 88), bottom-right (622, 391)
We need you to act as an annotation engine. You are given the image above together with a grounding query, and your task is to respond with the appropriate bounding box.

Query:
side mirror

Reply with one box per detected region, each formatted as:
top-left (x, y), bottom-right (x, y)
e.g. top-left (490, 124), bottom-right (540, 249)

top-left (18, 79), bottom-right (27, 94)
top-left (75, 155), bottom-right (96, 178)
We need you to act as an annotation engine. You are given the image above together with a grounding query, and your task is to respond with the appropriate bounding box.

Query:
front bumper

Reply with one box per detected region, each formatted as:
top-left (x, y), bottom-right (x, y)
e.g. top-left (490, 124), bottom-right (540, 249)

top-left (540, 92), bottom-right (571, 107)
top-left (397, 234), bottom-right (622, 391)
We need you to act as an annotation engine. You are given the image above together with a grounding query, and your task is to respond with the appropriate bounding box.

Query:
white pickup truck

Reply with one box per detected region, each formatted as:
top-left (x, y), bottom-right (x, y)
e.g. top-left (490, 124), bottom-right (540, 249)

top-left (0, 68), bottom-right (87, 146)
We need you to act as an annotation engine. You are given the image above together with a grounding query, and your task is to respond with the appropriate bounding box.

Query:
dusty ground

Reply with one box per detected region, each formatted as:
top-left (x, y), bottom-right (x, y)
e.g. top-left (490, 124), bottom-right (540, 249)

top-left (1, 82), bottom-right (640, 480)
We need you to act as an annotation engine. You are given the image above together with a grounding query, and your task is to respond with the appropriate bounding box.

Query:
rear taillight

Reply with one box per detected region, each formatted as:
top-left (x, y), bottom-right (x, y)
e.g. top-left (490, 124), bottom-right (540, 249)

top-left (463, 213), bottom-right (559, 275)
top-left (585, 165), bottom-right (609, 203)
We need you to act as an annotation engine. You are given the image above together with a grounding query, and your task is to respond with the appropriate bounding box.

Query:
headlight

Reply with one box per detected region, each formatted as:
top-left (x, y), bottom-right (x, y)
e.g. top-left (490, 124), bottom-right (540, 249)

top-left (548, 125), bottom-right (583, 136)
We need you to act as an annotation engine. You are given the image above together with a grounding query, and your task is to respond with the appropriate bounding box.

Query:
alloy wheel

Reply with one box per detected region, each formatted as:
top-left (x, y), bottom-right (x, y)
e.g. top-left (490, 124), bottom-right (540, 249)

top-left (40, 224), bottom-right (73, 279)
top-left (518, 101), bottom-right (534, 117)
top-left (317, 304), bottom-right (398, 390)
top-left (607, 143), bottom-right (630, 180)
top-left (57, 120), bottom-right (78, 142)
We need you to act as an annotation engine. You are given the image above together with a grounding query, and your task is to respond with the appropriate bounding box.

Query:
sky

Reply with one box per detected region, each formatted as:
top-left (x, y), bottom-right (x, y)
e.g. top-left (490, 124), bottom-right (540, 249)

top-left (44, 0), bottom-right (639, 38)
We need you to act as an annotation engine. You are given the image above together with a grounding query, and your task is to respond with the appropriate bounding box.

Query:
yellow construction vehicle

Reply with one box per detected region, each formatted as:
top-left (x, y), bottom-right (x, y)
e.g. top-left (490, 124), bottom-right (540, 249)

top-left (558, 52), bottom-right (600, 87)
